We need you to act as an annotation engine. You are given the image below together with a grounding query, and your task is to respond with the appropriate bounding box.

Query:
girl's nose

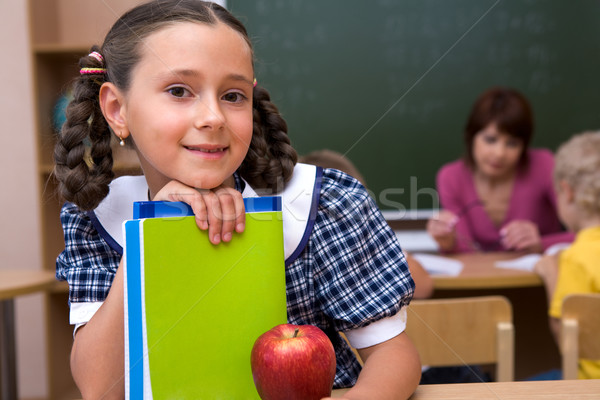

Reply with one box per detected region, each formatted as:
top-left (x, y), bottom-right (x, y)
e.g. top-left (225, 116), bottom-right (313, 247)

top-left (193, 96), bottom-right (225, 131)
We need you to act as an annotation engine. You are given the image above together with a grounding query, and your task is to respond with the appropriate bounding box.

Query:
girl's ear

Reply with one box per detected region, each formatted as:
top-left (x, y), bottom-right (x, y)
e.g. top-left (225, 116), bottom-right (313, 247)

top-left (99, 82), bottom-right (130, 140)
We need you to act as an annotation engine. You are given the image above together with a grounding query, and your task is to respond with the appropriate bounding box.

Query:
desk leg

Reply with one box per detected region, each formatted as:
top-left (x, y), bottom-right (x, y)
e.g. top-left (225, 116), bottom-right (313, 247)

top-left (0, 299), bottom-right (17, 400)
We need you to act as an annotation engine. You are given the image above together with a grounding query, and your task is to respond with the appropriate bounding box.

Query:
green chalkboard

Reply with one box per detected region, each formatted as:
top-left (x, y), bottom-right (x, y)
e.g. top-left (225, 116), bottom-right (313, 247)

top-left (229, 0), bottom-right (600, 209)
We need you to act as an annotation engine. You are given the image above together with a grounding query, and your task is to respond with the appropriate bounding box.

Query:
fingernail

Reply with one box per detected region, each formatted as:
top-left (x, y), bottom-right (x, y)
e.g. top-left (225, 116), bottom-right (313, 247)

top-left (200, 221), bottom-right (208, 230)
top-left (223, 232), bottom-right (232, 242)
top-left (212, 234), bottom-right (220, 244)
top-left (236, 223), bottom-right (245, 232)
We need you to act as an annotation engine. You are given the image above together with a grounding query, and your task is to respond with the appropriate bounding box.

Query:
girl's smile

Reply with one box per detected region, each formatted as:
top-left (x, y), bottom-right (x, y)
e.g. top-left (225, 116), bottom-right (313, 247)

top-left (184, 144), bottom-right (229, 160)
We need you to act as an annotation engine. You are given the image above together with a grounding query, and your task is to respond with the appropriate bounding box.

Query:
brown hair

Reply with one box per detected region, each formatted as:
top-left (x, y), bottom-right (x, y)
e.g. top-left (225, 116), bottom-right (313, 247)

top-left (464, 87), bottom-right (534, 168)
top-left (53, 0), bottom-right (297, 210)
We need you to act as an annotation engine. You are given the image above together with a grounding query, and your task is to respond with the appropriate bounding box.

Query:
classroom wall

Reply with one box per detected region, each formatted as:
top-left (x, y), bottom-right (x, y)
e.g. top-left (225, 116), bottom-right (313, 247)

top-left (0, 1), bottom-right (47, 399)
top-left (229, 0), bottom-right (600, 210)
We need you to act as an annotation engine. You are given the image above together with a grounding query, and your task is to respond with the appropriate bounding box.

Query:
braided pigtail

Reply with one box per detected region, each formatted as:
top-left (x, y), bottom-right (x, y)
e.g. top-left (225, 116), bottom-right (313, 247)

top-left (53, 46), bottom-right (115, 211)
top-left (239, 85), bottom-right (298, 194)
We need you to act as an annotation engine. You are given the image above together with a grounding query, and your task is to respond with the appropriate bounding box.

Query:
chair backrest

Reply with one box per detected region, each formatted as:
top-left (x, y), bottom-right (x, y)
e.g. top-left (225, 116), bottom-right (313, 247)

top-left (405, 296), bottom-right (514, 382)
top-left (560, 293), bottom-right (600, 380)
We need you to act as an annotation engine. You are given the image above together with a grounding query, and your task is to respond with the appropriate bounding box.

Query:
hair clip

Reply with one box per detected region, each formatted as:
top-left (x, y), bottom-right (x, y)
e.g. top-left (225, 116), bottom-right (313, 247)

top-left (253, 78), bottom-right (257, 87)
top-left (88, 51), bottom-right (104, 64)
top-left (80, 67), bottom-right (106, 75)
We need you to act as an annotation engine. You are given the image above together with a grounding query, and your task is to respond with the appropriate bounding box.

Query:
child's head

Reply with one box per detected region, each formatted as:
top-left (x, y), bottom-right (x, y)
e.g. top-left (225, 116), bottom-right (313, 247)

top-left (554, 131), bottom-right (600, 230)
top-left (299, 149), bottom-right (367, 187)
top-left (54, 0), bottom-right (297, 210)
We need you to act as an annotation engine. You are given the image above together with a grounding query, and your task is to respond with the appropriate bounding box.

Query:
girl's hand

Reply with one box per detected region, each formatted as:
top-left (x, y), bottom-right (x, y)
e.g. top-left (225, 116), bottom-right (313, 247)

top-left (500, 220), bottom-right (542, 253)
top-left (153, 180), bottom-right (245, 245)
top-left (426, 210), bottom-right (458, 251)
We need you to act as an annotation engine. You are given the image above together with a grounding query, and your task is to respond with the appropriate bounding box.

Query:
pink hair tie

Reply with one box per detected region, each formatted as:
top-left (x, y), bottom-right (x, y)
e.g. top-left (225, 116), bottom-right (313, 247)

top-left (88, 51), bottom-right (104, 64)
top-left (80, 67), bottom-right (106, 75)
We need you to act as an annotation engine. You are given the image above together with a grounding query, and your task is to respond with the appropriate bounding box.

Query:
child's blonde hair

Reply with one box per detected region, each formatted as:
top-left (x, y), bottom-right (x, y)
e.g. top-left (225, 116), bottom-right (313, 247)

top-left (554, 131), bottom-right (600, 216)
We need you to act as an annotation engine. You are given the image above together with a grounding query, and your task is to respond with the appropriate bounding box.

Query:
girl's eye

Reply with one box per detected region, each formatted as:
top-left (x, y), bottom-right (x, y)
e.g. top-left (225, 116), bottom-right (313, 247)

top-left (222, 92), bottom-right (246, 103)
top-left (167, 86), bottom-right (191, 98)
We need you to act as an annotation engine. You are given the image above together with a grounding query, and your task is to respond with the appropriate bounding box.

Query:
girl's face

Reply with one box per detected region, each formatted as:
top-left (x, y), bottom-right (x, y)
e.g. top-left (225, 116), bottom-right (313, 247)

top-left (472, 123), bottom-right (524, 179)
top-left (118, 22), bottom-right (254, 194)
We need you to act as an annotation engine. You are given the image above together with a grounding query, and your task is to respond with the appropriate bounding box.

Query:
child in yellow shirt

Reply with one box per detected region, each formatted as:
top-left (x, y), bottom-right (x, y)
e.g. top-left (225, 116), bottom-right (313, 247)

top-left (535, 131), bottom-right (600, 379)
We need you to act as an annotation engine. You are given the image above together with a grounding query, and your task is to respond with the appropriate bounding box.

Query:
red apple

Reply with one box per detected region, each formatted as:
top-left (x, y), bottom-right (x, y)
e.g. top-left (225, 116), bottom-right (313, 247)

top-left (250, 323), bottom-right (337, 400)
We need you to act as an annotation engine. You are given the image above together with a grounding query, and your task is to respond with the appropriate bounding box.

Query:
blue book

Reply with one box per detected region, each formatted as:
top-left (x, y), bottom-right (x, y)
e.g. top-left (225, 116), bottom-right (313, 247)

top-left (123, 198), bottom-right (286, 399)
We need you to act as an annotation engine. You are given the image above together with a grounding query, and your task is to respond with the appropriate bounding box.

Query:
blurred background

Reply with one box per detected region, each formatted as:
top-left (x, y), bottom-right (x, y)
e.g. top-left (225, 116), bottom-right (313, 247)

top-left (229, 0), bottom-right (600, 210)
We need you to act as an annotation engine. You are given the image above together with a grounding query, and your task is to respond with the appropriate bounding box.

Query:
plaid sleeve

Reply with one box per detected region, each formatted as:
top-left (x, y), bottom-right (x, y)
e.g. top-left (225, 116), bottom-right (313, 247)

top-left (311, 169), bottom-right (415, 331)
top-left (56, 203), bottom-right (121, 304)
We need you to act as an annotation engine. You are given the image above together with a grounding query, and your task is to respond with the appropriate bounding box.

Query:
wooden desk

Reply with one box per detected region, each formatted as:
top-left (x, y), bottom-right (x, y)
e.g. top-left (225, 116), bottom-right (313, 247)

top-left (433, 252), bottom-right (542, 290)
top-left (0, 270), bottom-right (56, 400)
top-left (332, 379), bottom-right (600, 399)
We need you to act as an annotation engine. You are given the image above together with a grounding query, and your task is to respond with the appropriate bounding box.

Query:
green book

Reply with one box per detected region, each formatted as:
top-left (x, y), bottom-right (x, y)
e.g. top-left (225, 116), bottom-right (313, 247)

top-left (124, 198), bottom-right (286, 399)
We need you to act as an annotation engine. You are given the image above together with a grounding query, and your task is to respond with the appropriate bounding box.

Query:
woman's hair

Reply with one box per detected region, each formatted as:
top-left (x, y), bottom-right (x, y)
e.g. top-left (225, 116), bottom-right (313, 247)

top-left (554, 131), bottom-right (600, 216)
top-left (299, 149), bottom-right (367, 187)
top-left (54, 0), bottom-right (297, 210)
top-left (463, 87), bottom-right (534, 168)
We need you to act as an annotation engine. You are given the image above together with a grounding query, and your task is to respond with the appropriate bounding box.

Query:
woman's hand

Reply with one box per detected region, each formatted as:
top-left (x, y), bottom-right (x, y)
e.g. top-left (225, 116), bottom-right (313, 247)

top-left (500, 220), bottom-right (542, 253)
top-left (153, 180), bottom-right (245, 245)
top-left (426, 210), bottom-right (458, 251)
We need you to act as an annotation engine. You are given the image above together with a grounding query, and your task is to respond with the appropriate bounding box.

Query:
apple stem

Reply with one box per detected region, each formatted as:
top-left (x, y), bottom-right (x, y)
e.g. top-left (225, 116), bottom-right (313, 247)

top-left (293, 328), bottom-right (299, 338)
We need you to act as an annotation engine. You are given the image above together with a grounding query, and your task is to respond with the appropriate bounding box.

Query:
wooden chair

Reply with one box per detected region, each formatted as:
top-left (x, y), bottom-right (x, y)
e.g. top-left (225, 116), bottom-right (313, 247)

top-left (405, 296), bottom-right (514, 382)
top-left (560, 293), bottom-right (600, 380)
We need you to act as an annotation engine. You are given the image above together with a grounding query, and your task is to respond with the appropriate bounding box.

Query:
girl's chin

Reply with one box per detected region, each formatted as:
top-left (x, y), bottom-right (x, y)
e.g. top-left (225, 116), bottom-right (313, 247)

top-left (182, 174), bottom-right (235, 190)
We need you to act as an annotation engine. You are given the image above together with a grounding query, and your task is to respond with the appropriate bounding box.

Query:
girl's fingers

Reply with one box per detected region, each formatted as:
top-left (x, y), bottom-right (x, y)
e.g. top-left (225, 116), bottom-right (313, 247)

top-left (231, 190), bottom-right (246, 233)
top-left (152, 180), bottom-right (246, 244)
top-left (190, 194), bottom-right (209, 231)
top-left (214, 189), bottom-right (237, 242)
top-left (204, 192), bottom-right (224, 245)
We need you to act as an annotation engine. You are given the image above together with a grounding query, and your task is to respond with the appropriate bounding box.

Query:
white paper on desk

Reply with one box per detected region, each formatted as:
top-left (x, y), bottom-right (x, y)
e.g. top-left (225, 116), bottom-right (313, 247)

top-left (411, 253), bottom-right (463, 276)
top-left (495, 254), bottom-right (542, 272)
top-left (494, 243), bottom-right (572, 272)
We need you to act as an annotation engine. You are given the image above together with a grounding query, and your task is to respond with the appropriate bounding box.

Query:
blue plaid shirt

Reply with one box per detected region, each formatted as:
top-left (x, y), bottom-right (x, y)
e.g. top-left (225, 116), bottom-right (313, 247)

top-left (56, 168), bottom-right (414, 388)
